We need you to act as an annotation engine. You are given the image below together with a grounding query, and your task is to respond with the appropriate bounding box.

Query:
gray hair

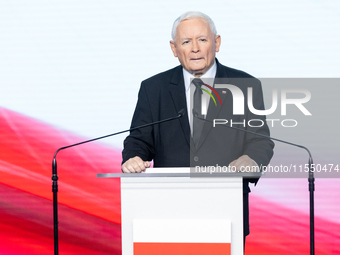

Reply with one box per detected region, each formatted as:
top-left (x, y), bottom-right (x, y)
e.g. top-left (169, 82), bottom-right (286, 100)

top-left (171, 11), bottom-right (217, 41)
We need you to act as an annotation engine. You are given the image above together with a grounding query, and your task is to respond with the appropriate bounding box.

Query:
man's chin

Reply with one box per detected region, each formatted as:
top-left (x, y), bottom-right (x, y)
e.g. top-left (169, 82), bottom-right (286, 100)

top-left (183, 65), bottom-right (207, 77)
top-left (191, 68), bottom-right (206, 77)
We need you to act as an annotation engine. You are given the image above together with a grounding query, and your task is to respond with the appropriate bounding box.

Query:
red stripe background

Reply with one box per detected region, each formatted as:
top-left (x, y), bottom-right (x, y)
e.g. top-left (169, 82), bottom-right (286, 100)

top-left (0, 107), bottom-right (339, 254)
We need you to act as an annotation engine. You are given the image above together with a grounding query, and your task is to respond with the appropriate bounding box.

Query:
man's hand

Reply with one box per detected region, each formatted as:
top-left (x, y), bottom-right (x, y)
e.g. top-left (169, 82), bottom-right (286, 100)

top-left (229, 155), bottom-right (259, 172)
top-left (121, 156), bottom-right (151, 173)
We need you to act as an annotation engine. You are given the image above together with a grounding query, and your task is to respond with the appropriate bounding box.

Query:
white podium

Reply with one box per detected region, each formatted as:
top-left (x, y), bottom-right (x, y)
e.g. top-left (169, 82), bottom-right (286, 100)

top-left (98, 168), bottom-right (244, 255)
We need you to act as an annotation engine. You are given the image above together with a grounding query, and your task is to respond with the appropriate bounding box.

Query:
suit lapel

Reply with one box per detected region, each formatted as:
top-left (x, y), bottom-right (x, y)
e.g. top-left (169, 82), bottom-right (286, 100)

top-left (168, 66), bottom-right (191, 148)
top-left (196, 60), bottom-right (231, 150)
top-left (197, 90), bottom-right (228, 149)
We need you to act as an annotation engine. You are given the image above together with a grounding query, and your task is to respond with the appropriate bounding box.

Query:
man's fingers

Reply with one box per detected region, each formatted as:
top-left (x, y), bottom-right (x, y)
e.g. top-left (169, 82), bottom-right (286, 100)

top-left (121, 164), bottom-right (130, 173)
top-left (121, 156), bottom-right (150, 173)
top-left (229, 158), bottom-right (245, 171)
top-left (229, 155), bottom-right (258, 172)
top-left (144, 161), bottom-right (151, 168)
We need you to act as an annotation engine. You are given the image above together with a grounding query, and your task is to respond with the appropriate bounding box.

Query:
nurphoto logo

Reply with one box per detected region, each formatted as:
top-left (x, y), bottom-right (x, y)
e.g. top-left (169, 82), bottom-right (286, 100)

top-left (198, 82), bottom-right (311, 128)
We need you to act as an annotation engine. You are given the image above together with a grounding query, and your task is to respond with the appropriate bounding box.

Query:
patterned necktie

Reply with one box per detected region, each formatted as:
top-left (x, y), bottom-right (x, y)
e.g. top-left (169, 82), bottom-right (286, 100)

top-left (192, 78), bottom-right (204, 147)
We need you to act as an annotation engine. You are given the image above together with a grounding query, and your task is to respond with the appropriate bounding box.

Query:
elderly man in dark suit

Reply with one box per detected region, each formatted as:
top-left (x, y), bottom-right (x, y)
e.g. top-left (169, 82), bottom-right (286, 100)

top-left (121, 11), bottom-right (274, 240)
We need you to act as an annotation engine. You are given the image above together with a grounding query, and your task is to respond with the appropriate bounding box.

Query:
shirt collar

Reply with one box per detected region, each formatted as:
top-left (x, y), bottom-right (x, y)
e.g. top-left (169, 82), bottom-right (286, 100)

top-left (183, 61), bottom-right (217, 92)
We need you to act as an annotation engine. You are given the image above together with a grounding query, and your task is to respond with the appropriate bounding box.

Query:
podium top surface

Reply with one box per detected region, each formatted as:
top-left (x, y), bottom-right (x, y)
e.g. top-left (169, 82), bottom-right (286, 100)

top-left (97, 168), bottom-right (261, 178)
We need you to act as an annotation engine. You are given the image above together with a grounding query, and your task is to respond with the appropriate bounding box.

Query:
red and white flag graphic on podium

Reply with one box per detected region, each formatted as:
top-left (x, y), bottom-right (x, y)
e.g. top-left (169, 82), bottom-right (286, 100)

top-left (133, 219), bottom-right (231, 255)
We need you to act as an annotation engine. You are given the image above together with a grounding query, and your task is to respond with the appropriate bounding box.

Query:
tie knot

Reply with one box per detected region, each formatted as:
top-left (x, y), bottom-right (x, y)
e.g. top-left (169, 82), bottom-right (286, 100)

top-left (192, 78), bottom-right (203, 88)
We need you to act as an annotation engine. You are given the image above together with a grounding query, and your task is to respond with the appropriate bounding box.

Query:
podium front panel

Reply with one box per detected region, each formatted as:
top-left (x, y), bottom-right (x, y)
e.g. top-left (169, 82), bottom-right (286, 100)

top-left (120, 168), bottom-right (243, 255)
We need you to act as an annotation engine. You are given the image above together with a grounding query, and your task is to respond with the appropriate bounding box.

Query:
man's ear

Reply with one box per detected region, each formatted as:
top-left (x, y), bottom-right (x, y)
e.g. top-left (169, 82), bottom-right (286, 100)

top-left (170, 40), bottom-right (178, 57)
top-left (215, 35), bottom-right (221, 53)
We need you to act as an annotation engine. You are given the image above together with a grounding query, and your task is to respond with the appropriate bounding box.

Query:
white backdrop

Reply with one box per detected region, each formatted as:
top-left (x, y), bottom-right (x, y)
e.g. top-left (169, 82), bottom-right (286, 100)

top-left (1, 0), bottom-right (339, 149)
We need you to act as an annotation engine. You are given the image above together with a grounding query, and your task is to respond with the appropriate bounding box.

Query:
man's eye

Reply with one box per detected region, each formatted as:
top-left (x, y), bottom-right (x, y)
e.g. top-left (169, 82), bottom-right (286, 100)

top-left (200, 38), bottom-right (207, 42)
top-left (183, 41), bottom-right (189, 44)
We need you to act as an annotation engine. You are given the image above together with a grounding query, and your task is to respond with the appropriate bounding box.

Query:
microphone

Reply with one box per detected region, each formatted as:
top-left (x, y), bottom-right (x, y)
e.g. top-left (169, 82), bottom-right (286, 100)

top-left (52, 109), bottom-right (185, 255)
top-left (193, 108), bottom-right (315, 255)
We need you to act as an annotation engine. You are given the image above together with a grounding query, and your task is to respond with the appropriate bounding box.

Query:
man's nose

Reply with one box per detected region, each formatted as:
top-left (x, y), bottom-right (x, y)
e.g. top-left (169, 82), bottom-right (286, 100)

top-left (191, 40), bottom-right (199, 53)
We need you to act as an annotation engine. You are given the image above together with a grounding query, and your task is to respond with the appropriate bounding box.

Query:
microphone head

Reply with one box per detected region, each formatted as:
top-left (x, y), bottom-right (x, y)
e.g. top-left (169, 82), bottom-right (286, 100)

top-left (192, 108), bottom-right (199, 117)
top-left (178, 109), bottom-right (185, 117)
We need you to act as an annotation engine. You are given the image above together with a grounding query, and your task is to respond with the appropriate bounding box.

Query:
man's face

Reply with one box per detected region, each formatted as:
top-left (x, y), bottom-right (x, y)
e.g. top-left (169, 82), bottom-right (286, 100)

top-left (170, 18), bottom-right (221, 77)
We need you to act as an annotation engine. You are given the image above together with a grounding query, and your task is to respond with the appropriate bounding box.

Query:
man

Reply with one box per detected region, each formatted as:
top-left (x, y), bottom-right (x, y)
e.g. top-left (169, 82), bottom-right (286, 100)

top-left (122, 11), bottom-right (274, 238)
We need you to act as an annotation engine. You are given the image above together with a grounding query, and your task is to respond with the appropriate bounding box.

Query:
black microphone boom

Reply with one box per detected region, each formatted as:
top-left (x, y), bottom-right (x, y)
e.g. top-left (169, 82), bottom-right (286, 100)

top-left (52, 109), bottom-right (185, 255)
top-left (193, 109), bottom-right (315, 255)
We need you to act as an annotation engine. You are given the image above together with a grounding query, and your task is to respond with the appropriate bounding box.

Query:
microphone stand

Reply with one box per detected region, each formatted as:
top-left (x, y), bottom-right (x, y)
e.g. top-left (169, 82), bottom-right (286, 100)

top-left (52, 110), bottom-right (185, 255)
top-left (193, 113), bottom-right (315, 255)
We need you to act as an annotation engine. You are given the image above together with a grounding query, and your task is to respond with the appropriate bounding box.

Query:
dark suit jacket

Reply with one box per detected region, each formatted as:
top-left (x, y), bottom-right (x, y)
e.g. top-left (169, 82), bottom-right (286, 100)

top-left (122, 59), bottom-right (274, 236)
